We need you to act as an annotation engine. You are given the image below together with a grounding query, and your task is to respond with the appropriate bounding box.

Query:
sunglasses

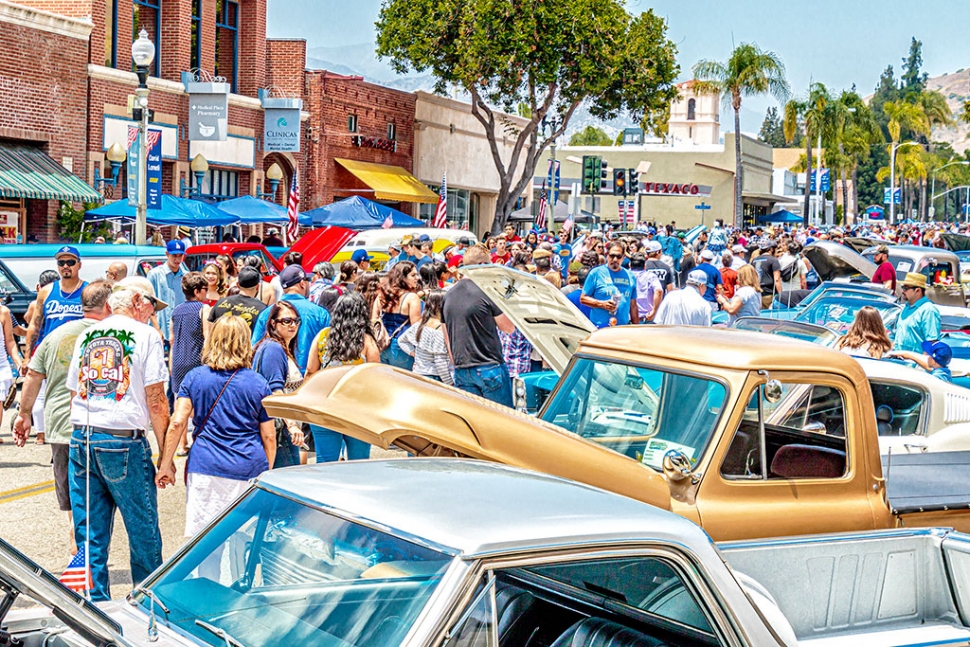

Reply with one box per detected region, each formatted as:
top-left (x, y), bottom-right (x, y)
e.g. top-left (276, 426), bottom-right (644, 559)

top-left (141, 294), bottom-right (159, 309)
top-left (607, 253), bottom-right (624, 260)
top-left (901, 286), bottom-right (916, 292)
top-left (57, 259), bottom-right (77, 267)
top-left (274, 317), bottom-right (301, 326)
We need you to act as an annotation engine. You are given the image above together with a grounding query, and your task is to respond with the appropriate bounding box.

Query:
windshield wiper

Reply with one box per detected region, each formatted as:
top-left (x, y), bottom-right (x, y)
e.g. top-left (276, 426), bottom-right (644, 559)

top-left (196, 619), bottom-right (250, 647)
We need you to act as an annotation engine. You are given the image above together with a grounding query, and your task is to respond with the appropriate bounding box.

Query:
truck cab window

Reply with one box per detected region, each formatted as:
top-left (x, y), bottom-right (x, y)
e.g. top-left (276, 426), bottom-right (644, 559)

top-left (870, 382), bottom-right (925, 436)
top-left (722, 381), bottom-right (847, 480)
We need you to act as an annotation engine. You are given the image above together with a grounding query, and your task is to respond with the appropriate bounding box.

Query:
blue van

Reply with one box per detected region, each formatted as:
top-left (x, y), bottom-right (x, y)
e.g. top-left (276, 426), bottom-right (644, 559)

top-left (0, 244), bottom-right (168, 295)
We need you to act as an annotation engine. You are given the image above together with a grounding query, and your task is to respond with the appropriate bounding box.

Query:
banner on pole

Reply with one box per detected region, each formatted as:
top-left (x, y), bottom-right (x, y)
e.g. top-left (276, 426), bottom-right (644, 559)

top-left (146, 129), bottom-right (163, 210)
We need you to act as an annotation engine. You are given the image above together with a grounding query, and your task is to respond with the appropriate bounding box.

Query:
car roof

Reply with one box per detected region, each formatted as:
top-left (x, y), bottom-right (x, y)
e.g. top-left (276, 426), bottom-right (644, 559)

top-left (0, 244), bottom-right (166, 258)
top-left (865, 245), bottom-right (958, 260)
top-left (255, 459), bottom-right (708, 557)
top-left (580, 325), bottom-right (870, 378)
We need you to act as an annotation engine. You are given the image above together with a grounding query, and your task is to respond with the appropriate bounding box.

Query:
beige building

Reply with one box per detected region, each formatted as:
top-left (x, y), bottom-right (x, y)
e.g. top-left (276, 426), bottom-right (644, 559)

top-left (413, 91), bottom-right (528, 238)
top-left (668, 80), bottom-right (720, 146)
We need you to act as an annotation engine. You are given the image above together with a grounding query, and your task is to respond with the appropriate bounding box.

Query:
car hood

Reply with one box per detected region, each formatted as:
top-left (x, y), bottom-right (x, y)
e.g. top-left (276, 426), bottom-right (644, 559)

top-left (263, 364), bottom-right (672, 510)
top-left (288, 226), bottom-right (357, 268)
top-left (0, 536), bottom-right (134, 646)
top-left (802, 241), bottom-right (876, 281)
top-left (460, 265), bottom-right (596, 375)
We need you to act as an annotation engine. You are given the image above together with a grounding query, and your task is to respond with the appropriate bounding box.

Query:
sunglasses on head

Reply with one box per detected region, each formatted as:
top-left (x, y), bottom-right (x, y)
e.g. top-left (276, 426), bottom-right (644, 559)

top-left (57, 259), bottom-right (77, 267)
top-left (274, 317), bottom-right (301, 326)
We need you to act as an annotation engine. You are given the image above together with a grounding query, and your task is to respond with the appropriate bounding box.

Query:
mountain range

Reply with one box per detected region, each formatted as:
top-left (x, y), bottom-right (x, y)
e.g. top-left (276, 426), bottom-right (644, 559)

top-left (926, 69), bottom-right (970, 153)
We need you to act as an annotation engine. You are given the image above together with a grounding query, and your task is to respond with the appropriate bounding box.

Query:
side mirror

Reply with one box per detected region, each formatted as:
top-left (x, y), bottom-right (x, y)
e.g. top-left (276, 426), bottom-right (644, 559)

top-left (802, 421), bottom-right (826, 434)
top-left (0, 292), bottom-right (10, 306)
top-left (764, 379), bottom-right (783, 403)
top-left (663, 449), bottom-right (699, 485)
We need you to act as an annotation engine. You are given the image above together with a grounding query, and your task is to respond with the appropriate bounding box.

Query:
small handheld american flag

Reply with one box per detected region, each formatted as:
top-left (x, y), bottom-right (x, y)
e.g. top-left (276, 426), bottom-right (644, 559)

top-left (286, 174), bottom-right (300, 241)
top-left (59, 544), bottom-right (93, 594)
top-left (432, 172), bottom-right (448, 228)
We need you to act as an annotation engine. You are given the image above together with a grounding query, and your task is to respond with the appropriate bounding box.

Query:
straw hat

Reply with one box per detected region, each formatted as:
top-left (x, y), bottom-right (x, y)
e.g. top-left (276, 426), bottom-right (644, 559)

top-left (900, 272), bottom-right (928, 290)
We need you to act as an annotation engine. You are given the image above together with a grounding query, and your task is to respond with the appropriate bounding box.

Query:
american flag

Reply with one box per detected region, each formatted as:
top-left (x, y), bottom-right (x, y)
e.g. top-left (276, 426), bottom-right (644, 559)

top-left (286, 174), bottom-right (300, 241)
top-left (145, 129), bottom-right (161, 150)
top-left (381, 215), bottom-right (393, 229)
top-left (59, 544), bottom-right (93, 594)
top-left (432, 172), bottom-right (448, 228)
top-left (562, 213), bottom-right (575, 234)
top-left (536, 182), bottom-right (548, 231)
top-left (126, 126), bottom-right (140, 151)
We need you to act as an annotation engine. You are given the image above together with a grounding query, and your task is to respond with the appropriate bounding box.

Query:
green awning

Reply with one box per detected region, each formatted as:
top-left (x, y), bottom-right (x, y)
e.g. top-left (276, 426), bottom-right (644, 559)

top-left (0, 143), bottom-right (103, 203)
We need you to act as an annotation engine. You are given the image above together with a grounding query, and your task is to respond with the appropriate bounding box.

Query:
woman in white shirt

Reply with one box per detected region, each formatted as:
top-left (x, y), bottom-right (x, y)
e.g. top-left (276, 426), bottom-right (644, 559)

top-left (717, 264), bottom-right (763, 325)
top-left (398, 290), bottom-right (453, 384)
top-left (836, 306), bottom-right (892, 359)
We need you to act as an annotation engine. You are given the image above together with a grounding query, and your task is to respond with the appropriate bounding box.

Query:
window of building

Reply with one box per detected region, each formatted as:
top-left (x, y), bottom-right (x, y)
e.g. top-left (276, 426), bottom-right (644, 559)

top-left (348, 114), bottom-right (358, 133)
top-left (193, 169), bottom-right (239, 201)
top-left (190, 0), bottom-right (202, 71)
top-left (687, 98), bottom-right (696, 121)
top-left (104, 0), bottom-right (117, 67)
top-left (132, 0), bottom-right (160, 77)
top-left (215, 0), bottom-right (239, 92)
top-left (419, 185), bottom-right (472, 228)
top-left (387, 122), bottom-right (396, 141)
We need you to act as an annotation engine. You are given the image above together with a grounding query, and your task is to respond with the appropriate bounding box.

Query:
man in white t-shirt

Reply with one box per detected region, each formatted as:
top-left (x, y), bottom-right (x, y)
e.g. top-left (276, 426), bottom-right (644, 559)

top-left (654, 270), bottom-right (712, 326)
top-left (66, 277), bottom-right (170, 601)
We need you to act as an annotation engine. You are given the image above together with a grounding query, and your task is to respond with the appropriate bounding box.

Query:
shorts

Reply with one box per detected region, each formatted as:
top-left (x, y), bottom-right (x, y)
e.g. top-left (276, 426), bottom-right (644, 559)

top-left (32, 379), bottom-right (46, 434)
top-left (184, 472), bottom-right (249, 537)
top-left (51, 443), bottom-right (71, 511)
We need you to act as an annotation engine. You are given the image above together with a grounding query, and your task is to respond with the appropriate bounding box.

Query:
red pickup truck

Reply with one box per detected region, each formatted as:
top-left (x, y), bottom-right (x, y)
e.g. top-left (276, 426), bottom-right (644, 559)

top-left (185, 226), bottom-right (356, 276)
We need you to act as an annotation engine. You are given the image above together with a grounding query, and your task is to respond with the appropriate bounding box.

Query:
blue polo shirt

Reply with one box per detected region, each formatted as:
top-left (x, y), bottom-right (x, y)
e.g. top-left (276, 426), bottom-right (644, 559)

top-left (695, 262), bottom-right (723, 304)
top-left (893, 297), bottom-right (941, 353)
top-left (147, 262), bottom-right (186, 338)
top-left (251, 294), bottom-right (331, 373)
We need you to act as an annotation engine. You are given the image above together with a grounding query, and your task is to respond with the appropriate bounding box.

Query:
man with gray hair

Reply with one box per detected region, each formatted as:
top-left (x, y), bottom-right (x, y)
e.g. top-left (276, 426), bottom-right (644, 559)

top-left (653, 269), bottom-right (712, 326)
top-left (13, 280), bottom-right (113, 553)
top-left (65, 276), bottom-right (170, 601)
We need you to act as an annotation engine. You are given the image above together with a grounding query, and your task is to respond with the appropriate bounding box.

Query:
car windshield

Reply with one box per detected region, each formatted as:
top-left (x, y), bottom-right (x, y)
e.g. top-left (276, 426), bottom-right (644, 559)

top-left (134, 487), bottom-right (454, 647)
top-left (539, 357), bottom-right (728, 470)
top-left (794, 298), bottom-right (900, 334)
top-left (732, 319), bottom-right (841, 347)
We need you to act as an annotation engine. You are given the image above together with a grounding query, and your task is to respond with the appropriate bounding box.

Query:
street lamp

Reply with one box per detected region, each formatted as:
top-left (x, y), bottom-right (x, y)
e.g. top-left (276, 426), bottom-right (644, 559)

top-left (930, 160), bottom-right (970, 221)
top-left (131, 28), bottom-right (155, 246)
top-left (180, 154), bottom-right (209, 197)
top-left (889, 141), bottom-right (921, 224)
top-left (256, 163), bottom-right (284, 201)
top-left (93, 142), bottom-right (127, 197)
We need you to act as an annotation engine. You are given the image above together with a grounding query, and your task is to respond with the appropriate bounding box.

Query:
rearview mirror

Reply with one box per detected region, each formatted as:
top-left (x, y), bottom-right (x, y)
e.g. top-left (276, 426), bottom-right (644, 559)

top-left (764, 379), bottom-right (783, 403)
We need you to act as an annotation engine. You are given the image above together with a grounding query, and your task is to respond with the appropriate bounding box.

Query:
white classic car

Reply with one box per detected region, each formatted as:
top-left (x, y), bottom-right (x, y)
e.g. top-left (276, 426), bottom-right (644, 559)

top-left (3, 460), bottom-right (970, 647)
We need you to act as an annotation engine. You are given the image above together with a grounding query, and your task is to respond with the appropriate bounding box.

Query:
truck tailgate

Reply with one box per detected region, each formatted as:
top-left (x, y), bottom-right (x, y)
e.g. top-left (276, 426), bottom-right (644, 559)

top-left (883, 450), bottom-right (970, 513)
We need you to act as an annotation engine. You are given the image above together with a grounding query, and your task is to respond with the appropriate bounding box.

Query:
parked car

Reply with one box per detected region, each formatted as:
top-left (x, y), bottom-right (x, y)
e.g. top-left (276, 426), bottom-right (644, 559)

top-left (7, 459), bottom-right (970, 647)
top-left (0, 244), bottom-right (166, 292)
top-left (184, 242), bottom-right (283, 277)
top-left (332, 227), bottom-right (479, 270)
top-left (0, 257), bottom-right (38, 326)
top-left (862, 244), bottom-right (966, 306)
top-left (186, 227), bottom-right (357, 277)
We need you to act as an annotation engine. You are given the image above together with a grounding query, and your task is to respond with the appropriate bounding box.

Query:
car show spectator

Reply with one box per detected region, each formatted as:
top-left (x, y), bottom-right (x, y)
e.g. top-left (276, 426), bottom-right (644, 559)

top-left (654, 269), bottom-right (712, 326)
top-left (836, 306), bottom-right (893, 359)
top-left (893, 272), bottom-right (941, 354)
top-left (147, 240), bottom-right (187, 339)
top-left (580, 242), bottom-right (638, 328)
top-left (717, 265), bottom-right (762, 326)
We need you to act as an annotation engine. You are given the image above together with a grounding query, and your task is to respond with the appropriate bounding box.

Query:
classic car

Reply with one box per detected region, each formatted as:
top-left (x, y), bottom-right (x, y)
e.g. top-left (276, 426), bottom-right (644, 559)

top-left (184, 242), bottom-right (283, 277)
top-left (7, 460), bottom-right (970, 647)
top-left (332, 227), bottom-right (479, 271)
top-left (861, 244), bottom-right (966, 306)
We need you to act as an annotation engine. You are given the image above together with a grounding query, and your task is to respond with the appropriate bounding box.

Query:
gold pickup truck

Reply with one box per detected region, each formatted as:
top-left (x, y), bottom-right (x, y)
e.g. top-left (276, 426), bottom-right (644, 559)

top-left (264, 268), bottom-right (970, 541)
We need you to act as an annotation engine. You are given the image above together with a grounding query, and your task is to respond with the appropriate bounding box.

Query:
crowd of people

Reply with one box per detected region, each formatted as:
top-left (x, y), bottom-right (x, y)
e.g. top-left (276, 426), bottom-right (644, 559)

top-left (2, 214), bottom-right (964, 599)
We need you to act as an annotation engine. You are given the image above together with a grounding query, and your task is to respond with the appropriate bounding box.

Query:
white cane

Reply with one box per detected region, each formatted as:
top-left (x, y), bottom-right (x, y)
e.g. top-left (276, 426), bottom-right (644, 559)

top-left (82, 353), bottom-right (92, 600)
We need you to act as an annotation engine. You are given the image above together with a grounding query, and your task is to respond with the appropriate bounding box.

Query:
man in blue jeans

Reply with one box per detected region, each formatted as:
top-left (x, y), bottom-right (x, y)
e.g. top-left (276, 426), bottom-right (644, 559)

top-left (65, 277), bottom-right (171, 601)
top-left (442, 245), bottom-right (516, 407)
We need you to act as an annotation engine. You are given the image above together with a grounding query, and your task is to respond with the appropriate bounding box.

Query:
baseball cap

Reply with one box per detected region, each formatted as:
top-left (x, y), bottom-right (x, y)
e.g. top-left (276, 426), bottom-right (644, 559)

top-left (279, 264), bottom-right (311, 290)
top-left (266, 228), bottom-right (279, 235)
top-left (687, 269), bottom-right (707, 286)
top-left (646, 241), bottom-right (662, 254)
top-left (676, 232), bottom-right (686, 239)
top-left (647, 227), bottom-right (657, 235)
top-left (166, 239), bottom-right (187, 255)
top-left (533, 249), bottom-right (553, 260)
top-left (351, 249), bottom-right (373, 263)
top-left (700, 249), bottom-right (715, 261)
top-left (921, 340), bottom-right (952, 367)
top-left (55, 245), bottom-right (80, 260)
top-left (876, 244), bottom-right (890, 255)
top-left (237, 266), bottom-right (261, 289)
top-left (457, 236), bottom-right (471, 246)
top-left (418, 234), bottom-right (432, 243)
top-left (731, 244), bottom-right (745, 253)
top-left (114, 277), bottom-right (167, 311)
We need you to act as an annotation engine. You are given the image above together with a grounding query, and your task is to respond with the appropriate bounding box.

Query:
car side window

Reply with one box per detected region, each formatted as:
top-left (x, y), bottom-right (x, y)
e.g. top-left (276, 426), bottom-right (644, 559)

top-left (870, 381), bottom-right (925, 436)
top-left (722, 381), bottom-right (848, 480)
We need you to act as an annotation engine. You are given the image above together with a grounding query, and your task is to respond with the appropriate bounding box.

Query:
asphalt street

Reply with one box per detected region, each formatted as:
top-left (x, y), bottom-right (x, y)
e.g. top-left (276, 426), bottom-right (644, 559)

top-left (0, 405), bottom-right (400, 599)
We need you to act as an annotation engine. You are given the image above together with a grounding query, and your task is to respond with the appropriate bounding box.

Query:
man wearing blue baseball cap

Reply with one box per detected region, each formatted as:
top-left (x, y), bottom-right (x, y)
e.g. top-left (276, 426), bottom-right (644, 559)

top-left (25, 246), bottom-right (88, 355)
top-left (147, 239), bottom-right (188, 339)
top-left (890, 340), bottom-right (953, 383)
top-left (351, 249), bottom-right (372, 272)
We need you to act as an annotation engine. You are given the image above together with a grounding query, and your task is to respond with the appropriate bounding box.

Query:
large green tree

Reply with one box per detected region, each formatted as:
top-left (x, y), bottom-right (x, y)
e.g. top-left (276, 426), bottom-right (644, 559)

top-left (693, 43), bottom-right (789, 227)
top-left (758, 106), bottom-right (786, 147)
top-left (375, 0), bottom-right (679, 232)
top-left (568, 126), bottom-right (613, 147)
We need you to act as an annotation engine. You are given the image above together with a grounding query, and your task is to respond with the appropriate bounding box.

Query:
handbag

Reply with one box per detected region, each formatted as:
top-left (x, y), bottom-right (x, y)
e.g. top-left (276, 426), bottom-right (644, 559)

top-left (372, 319), bottom-right (391, 351)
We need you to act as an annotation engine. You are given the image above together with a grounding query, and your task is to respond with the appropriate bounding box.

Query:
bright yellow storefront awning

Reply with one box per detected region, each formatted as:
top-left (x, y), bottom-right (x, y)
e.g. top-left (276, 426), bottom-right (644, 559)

top-left (335, 158), bottom-right (439, 204)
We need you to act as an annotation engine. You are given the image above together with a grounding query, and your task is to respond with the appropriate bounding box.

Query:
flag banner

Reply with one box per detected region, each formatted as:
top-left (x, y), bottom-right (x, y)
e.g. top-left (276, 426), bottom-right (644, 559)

top-left (536, 181), bottom-right (548, 231)
top-left (126, 127), bottom-right (140, 207)
top-left (146, 129), bottom-right (162, 210)
top-left (551, 160), bottom-right (561, 207)
top-left (59, 544), bottom-right (93, 594)
top-left (432, 172), bottom-right (448, 228)
top-left (381, 215), bottom-right (393, 229)
top-left (562, 214), bottom-right (574, 234)
top-left (286, 174), bottom-right (300, 240)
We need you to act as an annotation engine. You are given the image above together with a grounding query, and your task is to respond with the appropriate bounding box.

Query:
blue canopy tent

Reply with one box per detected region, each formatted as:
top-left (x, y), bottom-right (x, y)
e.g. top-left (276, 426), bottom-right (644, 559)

top-left (85, 194), bottom-right (240, 227)
top-left (757, 209), bottom-right (803, 224)
top-left (305, 195), bottom-right (424, 229)
top-left (215, 195), bottom-right (314, 227)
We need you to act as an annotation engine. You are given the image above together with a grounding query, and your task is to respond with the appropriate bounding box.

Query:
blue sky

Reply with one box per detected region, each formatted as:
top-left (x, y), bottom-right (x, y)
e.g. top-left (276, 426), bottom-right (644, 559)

top-left (267, 0), bottom-right (970, 130)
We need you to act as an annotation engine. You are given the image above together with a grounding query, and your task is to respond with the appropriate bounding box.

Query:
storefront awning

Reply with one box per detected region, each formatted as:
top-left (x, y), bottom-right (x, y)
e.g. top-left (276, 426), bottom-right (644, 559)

top-left (335, 158), bottom-right (439, 204)
top-left (0, 143), bottom-right (103, 203)
top-left (742, 191), bottom-right (799, 206)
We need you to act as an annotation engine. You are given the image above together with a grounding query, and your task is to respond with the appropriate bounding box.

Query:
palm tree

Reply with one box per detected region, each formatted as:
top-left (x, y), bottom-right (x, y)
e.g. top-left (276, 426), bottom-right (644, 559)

top-left (829, 91), bottom-right (880, 223)
top-left (693, 43), bottom-right (790, 227)
top-left (782, 98), bottom-right (811, 220)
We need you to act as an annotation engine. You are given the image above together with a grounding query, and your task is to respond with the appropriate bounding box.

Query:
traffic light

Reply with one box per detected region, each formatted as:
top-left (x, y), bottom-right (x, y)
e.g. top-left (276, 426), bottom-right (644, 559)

top-left (581, 156), bottom-right (598, 194)
top-left (599, 159), bottom-right (608, 191)
top-left (613, 168), bottom-right (627, 196)
top-left (628, 168), bottom-right (639, 194)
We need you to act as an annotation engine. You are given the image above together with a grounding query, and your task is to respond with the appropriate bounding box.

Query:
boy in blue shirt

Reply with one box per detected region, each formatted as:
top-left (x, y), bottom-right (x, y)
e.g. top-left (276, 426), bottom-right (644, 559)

top-left (890, 340), bottom-right (953, 383)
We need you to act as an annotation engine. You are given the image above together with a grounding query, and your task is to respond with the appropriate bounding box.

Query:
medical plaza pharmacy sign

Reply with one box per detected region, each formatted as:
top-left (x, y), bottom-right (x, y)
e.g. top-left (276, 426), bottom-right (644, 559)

top-left (261, 95), bottom-right (302, 153)
top-left (185, 80), bottom-right (229, 141)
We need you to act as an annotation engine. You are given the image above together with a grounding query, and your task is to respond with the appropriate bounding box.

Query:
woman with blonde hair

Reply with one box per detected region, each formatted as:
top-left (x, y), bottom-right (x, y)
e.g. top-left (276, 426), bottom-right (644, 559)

top-left (201, 262), bottom-right (228, 306)
top-left (837, 306), bottom-right (893, 358)
top-left (716, 264), bottom-right (762, 326)
top-left (156, 315), bottom-right (276, 538)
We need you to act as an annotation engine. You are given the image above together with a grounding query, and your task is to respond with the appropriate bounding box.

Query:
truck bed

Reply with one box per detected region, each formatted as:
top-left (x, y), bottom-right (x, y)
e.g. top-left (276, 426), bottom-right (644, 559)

top-left (719, 529), bottom-right (970, 646)
top-left (883, 450), bottom-right (970, 513)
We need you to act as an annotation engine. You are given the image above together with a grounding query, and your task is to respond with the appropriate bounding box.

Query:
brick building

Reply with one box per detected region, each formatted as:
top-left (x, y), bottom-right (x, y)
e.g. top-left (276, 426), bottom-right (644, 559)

top-left (0, 0), bottom-right (309, 242)
top-left (303, 71), bottom-right (435, 216)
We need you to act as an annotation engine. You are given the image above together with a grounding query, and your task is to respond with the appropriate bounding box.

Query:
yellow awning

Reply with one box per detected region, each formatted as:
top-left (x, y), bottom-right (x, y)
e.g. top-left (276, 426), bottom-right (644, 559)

top-left (335, 158), bottom-right (439, 204)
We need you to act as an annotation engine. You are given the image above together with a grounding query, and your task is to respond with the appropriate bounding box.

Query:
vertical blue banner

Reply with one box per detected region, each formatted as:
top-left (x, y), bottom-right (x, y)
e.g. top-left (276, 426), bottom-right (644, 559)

top-left (551, 160), bottom-right (561, 206)
top-left (126, 128), bottom-right (140, 207)
top-left (545, 159), bottom-right (554, 202)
